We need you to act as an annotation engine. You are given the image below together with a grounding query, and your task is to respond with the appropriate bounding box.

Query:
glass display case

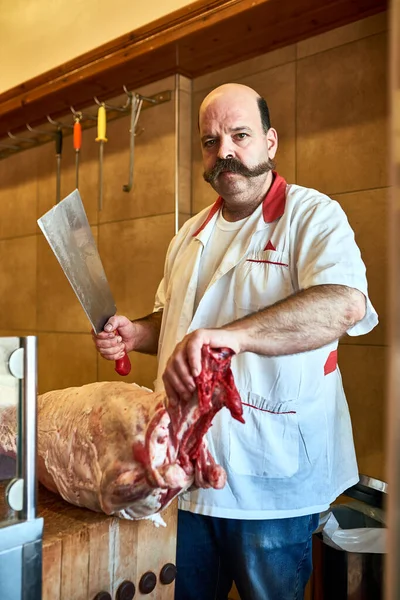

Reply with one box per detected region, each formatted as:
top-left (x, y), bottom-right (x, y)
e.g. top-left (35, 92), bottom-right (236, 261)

top-left (0, 336), bottom-right (43, 599)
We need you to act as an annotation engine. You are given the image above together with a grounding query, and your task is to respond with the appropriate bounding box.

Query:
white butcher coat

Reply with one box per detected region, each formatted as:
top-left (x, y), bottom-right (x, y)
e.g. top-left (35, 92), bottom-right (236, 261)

top-left (153, 172), bottom-right (378, 519)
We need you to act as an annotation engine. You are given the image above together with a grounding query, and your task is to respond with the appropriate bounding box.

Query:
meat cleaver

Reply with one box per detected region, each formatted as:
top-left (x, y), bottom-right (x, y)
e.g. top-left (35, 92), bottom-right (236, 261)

top-left (37, 189), bottom-right (131, 376)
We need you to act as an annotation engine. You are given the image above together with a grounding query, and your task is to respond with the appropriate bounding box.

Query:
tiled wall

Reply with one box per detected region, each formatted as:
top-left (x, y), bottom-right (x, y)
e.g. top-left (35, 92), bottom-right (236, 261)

top-left (0, 13), bottom-right (388, 483)
top-left (191, 13), bottom-right (388, 483)
top-left (0, 74), bottom-right (191, 394)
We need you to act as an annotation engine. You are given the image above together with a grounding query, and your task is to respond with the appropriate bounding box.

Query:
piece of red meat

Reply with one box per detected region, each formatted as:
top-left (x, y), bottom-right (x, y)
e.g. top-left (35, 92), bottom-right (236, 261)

top-left (0, 345), bottom-right (244, 519)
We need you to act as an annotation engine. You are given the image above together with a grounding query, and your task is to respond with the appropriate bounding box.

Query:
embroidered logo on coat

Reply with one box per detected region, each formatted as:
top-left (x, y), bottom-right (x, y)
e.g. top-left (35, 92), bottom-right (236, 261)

top-left (264, 240), bottom-right (276, 251)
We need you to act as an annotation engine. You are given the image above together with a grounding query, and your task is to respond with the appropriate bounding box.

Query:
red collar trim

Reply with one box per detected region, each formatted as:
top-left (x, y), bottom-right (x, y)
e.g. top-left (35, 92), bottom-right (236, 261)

top-left (192, 171), bottom-right (287, 236)
top-left (262, 171), bottom-right (287, 223)
top-left (192, 196), bottom-right (223, 236)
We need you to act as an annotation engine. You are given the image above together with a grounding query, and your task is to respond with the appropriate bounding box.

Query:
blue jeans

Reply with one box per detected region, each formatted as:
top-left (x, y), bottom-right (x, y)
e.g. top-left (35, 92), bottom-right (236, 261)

top-left (175, 509), bottom-right (319, 600)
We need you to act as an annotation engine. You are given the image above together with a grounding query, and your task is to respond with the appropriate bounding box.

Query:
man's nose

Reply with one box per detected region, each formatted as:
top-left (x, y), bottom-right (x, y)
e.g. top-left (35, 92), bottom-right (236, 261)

top-left (217, 138), bottom-right (234, 160)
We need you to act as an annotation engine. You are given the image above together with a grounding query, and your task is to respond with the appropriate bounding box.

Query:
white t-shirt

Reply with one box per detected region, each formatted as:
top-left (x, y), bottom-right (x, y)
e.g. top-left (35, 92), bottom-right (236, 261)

top-left (194, 211), bottom-right (249, 311)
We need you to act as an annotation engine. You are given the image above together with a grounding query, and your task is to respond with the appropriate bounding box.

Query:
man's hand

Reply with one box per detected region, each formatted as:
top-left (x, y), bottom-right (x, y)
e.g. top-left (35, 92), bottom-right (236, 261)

top-left (92, 315), bottom-right (137, 361)
top-left (162, 328), bottom-right (241, 404)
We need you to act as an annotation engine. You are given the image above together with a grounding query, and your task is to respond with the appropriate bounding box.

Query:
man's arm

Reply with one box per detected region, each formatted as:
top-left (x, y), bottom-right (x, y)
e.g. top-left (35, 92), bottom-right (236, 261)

top-left (92, 311), bottom-right (163, 361)
top-left (225, 284), bottom-right (366, 355)
top-left (131, 311), bottom-right (163, 355)
top-left (162, 284), bottom-right (365, 403)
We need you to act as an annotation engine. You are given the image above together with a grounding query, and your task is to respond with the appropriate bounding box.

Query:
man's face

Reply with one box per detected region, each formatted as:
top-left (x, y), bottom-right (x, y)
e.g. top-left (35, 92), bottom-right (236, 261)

top-left (199, 94), bottom-right (276, 198)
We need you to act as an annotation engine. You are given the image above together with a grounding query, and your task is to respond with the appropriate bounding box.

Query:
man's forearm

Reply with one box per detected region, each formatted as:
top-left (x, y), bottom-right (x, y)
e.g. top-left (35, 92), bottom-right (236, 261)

top-left (131, 311), bottom-right (163, 355)
top-left (225, 284), bottom-right (366, 356)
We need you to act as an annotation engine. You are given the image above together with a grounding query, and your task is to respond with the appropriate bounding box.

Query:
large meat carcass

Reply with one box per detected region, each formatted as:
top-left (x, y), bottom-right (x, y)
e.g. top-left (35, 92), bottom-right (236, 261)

top-left (0, 346), bottom-right (243, 520)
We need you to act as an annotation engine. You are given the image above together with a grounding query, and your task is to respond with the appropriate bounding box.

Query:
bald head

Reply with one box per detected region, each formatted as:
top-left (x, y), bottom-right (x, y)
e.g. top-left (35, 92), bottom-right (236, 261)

top-left (199, 84), bottom-right (271, 133)
top-left (198, 82), bottom-right (278, 205)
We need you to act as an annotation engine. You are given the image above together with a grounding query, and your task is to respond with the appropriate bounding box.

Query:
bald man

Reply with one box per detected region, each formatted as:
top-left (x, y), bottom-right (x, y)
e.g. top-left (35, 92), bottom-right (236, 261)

top-left (94, 83), bottom-right (378, 600)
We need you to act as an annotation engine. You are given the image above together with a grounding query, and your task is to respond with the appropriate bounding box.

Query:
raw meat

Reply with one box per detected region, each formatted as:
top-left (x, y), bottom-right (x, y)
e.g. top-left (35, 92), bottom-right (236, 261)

top-left (0, 345), bottom-right (243, 519)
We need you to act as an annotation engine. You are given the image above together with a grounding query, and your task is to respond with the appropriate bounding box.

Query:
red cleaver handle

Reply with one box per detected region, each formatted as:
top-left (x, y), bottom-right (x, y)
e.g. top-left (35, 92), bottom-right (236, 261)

top-left (114, 329), bottom-right (132, 376)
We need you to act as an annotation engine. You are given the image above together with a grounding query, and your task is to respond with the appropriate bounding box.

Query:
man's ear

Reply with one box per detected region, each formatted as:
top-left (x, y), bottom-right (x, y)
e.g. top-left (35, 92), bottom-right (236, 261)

top-left (266, 128), bottom-right (278, 159)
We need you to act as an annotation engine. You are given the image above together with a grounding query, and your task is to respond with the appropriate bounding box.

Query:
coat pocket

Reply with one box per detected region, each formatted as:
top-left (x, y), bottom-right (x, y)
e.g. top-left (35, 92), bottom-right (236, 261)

top-left (229, 393), bottom-right (299, 479)
top-left (233, 250), bottom-right (292, 312)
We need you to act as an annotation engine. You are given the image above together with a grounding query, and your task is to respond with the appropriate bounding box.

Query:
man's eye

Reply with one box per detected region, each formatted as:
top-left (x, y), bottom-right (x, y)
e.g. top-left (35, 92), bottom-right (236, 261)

top-left (204, 140), bottom-right (216, 148)
top-left (235, 133), bottom-right (248, 140)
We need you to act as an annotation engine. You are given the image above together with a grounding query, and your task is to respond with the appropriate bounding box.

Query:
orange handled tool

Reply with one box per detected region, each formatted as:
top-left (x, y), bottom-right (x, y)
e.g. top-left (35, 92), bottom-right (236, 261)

top-left (73, 116), bottom-right (82, 189)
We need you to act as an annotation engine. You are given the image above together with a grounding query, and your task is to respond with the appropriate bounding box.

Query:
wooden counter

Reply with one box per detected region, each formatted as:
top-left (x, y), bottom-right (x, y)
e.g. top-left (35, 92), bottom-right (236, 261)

top-left (39, 486), bottom-right (177, 600)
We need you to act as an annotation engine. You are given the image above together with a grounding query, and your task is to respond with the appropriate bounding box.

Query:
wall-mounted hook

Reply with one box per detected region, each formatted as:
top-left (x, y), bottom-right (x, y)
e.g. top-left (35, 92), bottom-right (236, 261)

top-left (47, 115), bottom-right (73, 129)
top-left (138, 94), bottom-right (158, 105)
top-left (123, 86), bottom-right (158, 106)
top-left (8, 131), bottom-right (38, 145)
top-left (94, 95), bottom-right (130, 112)
top-left (123, 93), bottom-right (144, 193)
top-left (0, 141), bottom-right (20, 151)
top-left (70, 106), bottom-right (97, 122)
top-left (26, 123), bottom-right (54, 137)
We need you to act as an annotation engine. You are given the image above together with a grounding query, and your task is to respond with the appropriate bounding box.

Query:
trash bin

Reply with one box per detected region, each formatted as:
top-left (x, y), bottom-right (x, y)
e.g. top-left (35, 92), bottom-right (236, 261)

top-left (312, 475), bottom-right (387, 600)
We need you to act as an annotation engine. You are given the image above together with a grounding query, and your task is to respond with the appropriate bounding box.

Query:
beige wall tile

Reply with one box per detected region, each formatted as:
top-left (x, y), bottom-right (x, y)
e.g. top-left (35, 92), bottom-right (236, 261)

top-left (35, 123), bottom-right (110, 227)
top-left (37, 332), bottom-right (97, 394)
top-left (179, 213), bottom-right (192, 229)
top-left (36, 77), bottom-right (176, 227)
top-left (63, 126), bottom-right (99, 225)
top-left (0, 330), bottom-right (36, 337)
top-left (297, 12), bottom-right (387, 59)
top-left (339, 344), bottom-right (386, 481)
top-left (0, 235), bottom-right (36, 330)
top-left (179, 74), bottom-right (192, 94)
top-left (334, 188), bottom-right (388, 347)
top-left (239, 63), bottom-right (296, 182)
top-left (193, 44), bottom-right (296, 93)
top-left (36, 142), bottom-right (68, 223)
top-left (98, 214), bottom-right (174, 319)
top-left (297, 33), bottom-right (388, 195)
top-left (98, 100), bottom-right (175, 223)
top-left (0, 149), bottom-right (38, 239)
top-left (191, 91), bottom-right (218, 214)
top-left (135, 76), bottom-right (175, 99)
top-left (98, 352), bottom-right (158, 390)
top-left (36, 228), bottom-right (99, 333)
top-left (178, 88), bottom-right (192, 215)
top-left (192, 62), bottom-right (296, 214)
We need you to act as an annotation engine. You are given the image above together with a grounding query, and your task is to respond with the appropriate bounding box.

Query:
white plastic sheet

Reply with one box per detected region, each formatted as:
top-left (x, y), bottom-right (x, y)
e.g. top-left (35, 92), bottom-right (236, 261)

top-left (322, 512), bottom-right (386, 554)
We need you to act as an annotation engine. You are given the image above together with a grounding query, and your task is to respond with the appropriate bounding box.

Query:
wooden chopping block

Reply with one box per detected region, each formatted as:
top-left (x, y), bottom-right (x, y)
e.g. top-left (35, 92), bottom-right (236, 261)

top-left (39, 486), bottom-right (177, 600)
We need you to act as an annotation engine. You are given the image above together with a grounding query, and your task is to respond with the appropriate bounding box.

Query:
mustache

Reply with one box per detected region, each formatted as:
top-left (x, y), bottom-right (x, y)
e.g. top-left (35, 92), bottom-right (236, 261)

top-left (203, 157), bottom-right (274, 183)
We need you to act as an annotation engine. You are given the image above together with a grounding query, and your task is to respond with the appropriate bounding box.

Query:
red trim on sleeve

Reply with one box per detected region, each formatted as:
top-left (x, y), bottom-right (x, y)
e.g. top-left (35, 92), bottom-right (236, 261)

top-left (324, 350), bottom-right (338, 376)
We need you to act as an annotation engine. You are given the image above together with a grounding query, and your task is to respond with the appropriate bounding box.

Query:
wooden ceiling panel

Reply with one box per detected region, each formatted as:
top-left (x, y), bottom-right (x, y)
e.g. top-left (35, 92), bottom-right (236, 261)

top-left (0, 0), bottom-right (387, 139)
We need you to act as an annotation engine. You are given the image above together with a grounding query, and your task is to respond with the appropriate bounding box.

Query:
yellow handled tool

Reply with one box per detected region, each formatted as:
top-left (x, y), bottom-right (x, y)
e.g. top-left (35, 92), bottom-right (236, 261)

top-left (95, 104), bottom-right (107, 211)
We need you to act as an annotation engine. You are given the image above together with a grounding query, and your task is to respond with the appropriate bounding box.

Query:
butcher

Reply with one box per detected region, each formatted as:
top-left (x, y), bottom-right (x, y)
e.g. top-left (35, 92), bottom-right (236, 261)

top-left (93, 83), bottom-right (378, 600)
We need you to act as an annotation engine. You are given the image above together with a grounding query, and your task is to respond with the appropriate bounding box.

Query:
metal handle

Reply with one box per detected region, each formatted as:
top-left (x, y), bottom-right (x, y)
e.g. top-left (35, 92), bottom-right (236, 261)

top-left (21, 336), bottom-right (38, 521)
top-left (123, 94), bottom-right (143, 193)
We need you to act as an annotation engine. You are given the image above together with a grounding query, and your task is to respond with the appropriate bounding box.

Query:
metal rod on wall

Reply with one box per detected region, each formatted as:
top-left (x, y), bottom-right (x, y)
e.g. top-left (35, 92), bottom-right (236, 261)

top-left (386, 1), bottom-right (400, 598)
top-left (174, 73), bottom-right (180, 235)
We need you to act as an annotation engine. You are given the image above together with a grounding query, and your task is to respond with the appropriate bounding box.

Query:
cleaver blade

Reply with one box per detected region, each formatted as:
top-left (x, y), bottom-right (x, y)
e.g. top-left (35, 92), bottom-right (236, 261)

top-left (37, 189), bottom-right (131, 376)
